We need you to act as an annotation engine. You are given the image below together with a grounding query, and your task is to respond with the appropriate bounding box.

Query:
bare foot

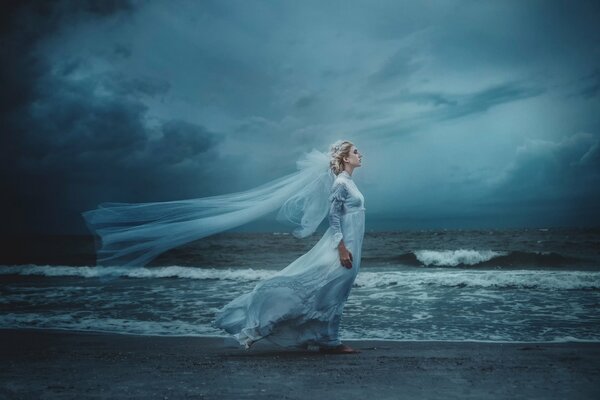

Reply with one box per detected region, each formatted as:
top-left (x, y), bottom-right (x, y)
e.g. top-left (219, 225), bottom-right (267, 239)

top-left (319, 344), bottom-right (360, 354)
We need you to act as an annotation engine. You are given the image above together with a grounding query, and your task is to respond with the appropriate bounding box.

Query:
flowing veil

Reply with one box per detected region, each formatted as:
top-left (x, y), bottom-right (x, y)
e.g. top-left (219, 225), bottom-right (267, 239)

top-left (82, 148), bottom-right (334, 267)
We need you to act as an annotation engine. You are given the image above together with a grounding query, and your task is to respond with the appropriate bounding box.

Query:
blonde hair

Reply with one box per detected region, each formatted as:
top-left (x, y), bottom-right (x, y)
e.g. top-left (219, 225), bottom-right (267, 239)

top-left (329, 140), bottom-right (354, 175)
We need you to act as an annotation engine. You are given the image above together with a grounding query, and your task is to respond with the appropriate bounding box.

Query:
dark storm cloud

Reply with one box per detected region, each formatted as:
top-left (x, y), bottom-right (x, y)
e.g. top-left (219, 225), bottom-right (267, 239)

top-left (369, 50), bottom-right (421, 85)
top-left (375, 82), bottom-right (543, 122)
top-left (1, 0), bottom-right (221, 234)
top-left (104, 73), bottom-right (171, 97)
top-left (295, 95), bottom-right (318, 109)
top-left (433, 83), bottom-right (545, 122)
top-left (0, 0), bottom-right (138, 149)
top-left (149, 121), bottom-right (218, 165)
top-left (2, 0), bottom-right (599, 234)
top-left (398, 92), bottom-right (456, 107)
top-left (356, 81), bottom-right (544, 142)
top-left (0, 0), bottom-right (132, 234)
top-left (491, 133), bottom-right (600, 196)
top-left (578, 69), bottom-right (600, 99)
top-left (4, 63), bottom-right (222, 233)
top-left (480, 133), bottom-right (600, 226)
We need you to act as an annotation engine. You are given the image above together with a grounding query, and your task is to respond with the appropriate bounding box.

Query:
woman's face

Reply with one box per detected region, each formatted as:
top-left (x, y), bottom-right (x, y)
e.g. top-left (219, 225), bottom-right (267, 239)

top-left (344, 145), bottom-right (363, 168)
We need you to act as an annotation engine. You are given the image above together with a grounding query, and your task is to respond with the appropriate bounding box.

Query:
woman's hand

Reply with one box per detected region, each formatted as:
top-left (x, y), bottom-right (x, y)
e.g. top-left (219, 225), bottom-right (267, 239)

top-left (337, 242), bottom-right (353, 269)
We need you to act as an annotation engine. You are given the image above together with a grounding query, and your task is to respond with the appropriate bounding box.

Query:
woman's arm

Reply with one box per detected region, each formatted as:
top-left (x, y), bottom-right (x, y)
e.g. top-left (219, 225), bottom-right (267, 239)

top-left (329, 181), bottom-right (353, 269)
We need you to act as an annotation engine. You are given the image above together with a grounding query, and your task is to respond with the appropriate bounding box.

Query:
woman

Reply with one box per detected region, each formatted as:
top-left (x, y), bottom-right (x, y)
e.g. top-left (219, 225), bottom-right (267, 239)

top-left (82, 140), bottom-right (364, 353)
top-left (214, 141), bottom-right (364, 354)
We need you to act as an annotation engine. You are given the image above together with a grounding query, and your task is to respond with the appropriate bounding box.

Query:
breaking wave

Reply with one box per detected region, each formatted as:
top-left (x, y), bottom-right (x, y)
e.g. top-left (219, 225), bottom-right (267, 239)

top-left (370, 249), bottom-right (587, 268)
top-left (2, 264), bottom-right (598, 290)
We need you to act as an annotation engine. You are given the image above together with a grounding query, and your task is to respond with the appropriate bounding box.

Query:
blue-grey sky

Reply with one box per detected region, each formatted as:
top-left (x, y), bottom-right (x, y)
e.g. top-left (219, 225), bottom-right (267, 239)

top-left (2, 0), bottom-right (599, 234)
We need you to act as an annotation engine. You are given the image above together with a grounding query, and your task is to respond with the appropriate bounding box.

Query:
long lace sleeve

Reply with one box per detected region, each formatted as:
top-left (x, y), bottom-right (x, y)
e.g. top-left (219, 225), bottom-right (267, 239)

top-left (328, 181), bottom-right (348, 248)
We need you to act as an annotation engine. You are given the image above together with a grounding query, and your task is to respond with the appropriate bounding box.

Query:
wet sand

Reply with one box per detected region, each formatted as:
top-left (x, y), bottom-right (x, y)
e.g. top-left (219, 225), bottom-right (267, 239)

top-left (1, 328), bottom-right (598, 399)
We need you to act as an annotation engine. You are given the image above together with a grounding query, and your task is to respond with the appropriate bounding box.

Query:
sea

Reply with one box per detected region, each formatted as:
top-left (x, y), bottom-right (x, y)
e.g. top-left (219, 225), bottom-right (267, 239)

top-left (1, 228), bottom-right (599, 343)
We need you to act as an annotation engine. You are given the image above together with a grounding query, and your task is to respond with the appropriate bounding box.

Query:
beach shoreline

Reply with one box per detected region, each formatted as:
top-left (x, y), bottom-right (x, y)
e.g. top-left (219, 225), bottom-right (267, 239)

top-left (1, 328), bottom-right (598, 399)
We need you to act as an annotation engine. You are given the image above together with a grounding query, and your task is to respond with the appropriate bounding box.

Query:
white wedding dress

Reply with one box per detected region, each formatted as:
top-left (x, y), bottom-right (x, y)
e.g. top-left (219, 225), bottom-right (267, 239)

top-left (214, 170), bottom-right (366, 349)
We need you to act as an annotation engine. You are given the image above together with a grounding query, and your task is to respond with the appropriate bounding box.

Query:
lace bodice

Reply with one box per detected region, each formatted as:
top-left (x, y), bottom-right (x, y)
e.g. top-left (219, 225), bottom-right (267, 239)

top-left (328, 170), bottom-right (365, 248)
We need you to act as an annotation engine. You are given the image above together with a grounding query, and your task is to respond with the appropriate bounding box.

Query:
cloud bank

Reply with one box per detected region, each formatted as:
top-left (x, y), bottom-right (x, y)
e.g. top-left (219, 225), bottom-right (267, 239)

top-left (2, 0), bottom-right (599, 234)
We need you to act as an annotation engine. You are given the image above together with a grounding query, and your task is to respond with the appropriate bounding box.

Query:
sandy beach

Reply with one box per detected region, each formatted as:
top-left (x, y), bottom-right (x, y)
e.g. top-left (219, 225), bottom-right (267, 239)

top-left (0, 328), bottom-right (598, 399)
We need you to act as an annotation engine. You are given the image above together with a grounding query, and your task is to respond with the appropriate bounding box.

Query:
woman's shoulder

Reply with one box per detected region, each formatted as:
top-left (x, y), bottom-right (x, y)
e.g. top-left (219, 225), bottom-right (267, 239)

top-left (329, 176), bottom-right (350, 198)
top-left (331, 174), bottom-right (350, 187)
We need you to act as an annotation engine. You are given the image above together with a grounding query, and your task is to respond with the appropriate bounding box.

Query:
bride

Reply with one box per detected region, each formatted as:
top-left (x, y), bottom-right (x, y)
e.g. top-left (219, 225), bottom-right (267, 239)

top-left (215, 140), bottom-right (364, 353)
top-left (81, 140), bottom-right (364, 354)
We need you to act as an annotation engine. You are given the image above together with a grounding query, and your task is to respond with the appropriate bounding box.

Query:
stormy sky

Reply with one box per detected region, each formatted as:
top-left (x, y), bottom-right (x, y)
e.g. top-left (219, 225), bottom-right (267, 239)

top-left (2, 0), bottom-right (599, 235)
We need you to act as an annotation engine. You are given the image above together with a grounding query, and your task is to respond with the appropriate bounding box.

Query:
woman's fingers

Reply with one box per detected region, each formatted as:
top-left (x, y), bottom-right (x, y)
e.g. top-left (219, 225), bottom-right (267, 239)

top-left (341, 256), bottom-right (352, 269)
top-left (339, 248), bottom-right (353, 269)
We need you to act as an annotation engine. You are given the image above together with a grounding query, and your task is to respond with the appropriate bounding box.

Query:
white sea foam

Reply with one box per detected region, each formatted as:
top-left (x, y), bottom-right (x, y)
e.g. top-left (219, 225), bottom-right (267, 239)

top-left (3, 265), bottom-right (600, 342)
top-left (2, 264), bottom-right (599, 291)
top-left (414, 249), bottom-right (506, 266)
top-left (0, 264), bottom-right (274, 281)
top-left (0, 313), bottom-right (222, 337)
top-left (355, 270), bottom-right (600, 290)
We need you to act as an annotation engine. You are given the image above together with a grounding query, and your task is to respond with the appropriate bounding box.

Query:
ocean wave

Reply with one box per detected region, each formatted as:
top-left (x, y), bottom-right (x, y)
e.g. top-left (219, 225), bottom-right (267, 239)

top-left (2, 264), bottom-right (599, 290)
top-left (0, 265), bottom-right (274, 281)
top-left (374, 249), bottom-right (587, 268)
top-left (0, 314), bottom-right (221, 337)
top-left (355, 270), bottom-right (600, 290)
top-left (414, 249), bottom-right (505, 266)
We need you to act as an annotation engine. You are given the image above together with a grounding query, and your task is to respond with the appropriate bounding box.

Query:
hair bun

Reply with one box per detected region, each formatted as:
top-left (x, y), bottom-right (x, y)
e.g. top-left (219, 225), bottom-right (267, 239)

top-left (329, 140), bottom-right (344, 156)
top-left (328, 140), bottom-right (353, 175)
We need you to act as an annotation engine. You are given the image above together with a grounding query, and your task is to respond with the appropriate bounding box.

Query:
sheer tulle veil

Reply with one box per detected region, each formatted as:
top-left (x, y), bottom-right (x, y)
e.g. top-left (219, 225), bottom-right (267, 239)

top-left (81, 147), bottom-right (336, 267)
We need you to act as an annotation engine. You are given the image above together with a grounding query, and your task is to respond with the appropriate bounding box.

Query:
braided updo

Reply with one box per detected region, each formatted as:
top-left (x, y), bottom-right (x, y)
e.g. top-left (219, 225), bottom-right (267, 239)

top-left (329, 140), bottom-right (354, 175)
